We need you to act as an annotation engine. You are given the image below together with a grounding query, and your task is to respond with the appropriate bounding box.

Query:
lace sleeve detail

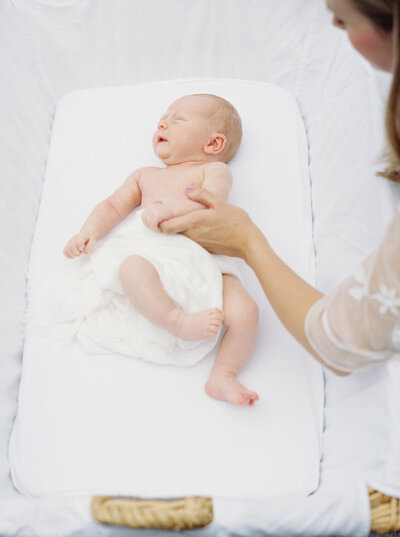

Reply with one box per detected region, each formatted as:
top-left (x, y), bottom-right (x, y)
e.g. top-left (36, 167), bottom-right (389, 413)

top-left (305, 209), bottom-right (400, 372)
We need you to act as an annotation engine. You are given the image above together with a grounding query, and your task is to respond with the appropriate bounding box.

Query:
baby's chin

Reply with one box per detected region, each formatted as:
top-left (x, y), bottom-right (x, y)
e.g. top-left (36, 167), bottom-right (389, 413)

top-left (155, 154), bottom-right (180, 166)
top-left (154, 151), bottom-right (192, 167)
top-left (154, 146), bottom-right (173, 164)
top-left (154, 146), bottom-right (213, 166)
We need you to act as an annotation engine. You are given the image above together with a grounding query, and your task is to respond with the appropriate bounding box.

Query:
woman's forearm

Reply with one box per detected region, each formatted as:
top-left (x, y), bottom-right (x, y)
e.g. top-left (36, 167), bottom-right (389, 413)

top-left (243, 226), bottom-right (345, 372)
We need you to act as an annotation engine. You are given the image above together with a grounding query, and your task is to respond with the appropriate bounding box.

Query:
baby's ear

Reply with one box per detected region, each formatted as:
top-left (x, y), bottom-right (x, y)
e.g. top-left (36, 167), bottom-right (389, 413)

top-left (204, 133), bottom-right (226, 156)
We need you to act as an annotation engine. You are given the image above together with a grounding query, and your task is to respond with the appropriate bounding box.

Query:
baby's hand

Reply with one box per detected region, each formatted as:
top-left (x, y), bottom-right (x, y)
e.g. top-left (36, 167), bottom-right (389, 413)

top-left (142, 201), bottom-right (166, 232)
top-left (63, 230), bottom-right (96, 258)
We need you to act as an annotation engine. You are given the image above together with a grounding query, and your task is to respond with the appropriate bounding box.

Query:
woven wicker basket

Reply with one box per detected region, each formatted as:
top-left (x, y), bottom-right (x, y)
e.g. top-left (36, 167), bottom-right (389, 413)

top-left (93, 489), bottom-right (400, 532)
top-left (369, 488), bottom-right (400, 533)
top-left (91, 495), bottom-right (213, 530)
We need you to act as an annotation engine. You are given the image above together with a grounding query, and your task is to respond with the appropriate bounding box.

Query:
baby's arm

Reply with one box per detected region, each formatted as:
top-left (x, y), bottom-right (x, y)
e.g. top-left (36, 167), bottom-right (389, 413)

top-left (64, 169), bottom-right (142, 258)
top-left (142, 162), bottom-right (232, 232)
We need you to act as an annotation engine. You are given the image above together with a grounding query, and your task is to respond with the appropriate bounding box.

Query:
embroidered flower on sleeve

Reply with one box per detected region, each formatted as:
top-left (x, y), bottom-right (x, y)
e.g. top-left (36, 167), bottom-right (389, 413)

top-left (348, 267), bottom-right (400, 319)
top-left (348, 267), bottom-right (368, 301)
top-left (373, 284), bottom-right (400, 318)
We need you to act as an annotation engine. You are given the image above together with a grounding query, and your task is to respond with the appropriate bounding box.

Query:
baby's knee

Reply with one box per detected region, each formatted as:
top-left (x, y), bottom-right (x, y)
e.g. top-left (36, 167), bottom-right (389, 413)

top-left (225, 295), bottom-right (259, 328)
top-left (242, 297), bottom-right (259, 325)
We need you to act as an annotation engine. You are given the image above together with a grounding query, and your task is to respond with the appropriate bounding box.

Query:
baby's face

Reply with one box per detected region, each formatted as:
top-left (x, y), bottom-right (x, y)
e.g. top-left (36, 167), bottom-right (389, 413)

top-left (153, 96), bottom-right (212, 165)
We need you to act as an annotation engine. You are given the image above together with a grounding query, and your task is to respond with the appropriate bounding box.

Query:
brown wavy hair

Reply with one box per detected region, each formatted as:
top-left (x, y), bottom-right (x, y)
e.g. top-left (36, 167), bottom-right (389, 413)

top-left (352, 0), bottom-right (400, 182)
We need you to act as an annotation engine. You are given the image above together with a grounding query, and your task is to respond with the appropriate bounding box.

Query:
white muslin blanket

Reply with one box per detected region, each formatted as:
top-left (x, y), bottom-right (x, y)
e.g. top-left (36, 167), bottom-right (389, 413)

top-left (30, 208), bottom-right (239, 366)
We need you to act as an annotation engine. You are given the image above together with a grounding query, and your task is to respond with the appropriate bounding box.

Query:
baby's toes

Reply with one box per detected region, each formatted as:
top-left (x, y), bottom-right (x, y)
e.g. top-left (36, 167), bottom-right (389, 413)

top-left (210, 318), bottom-right (222, 328)
top-left (209, 313), bottom-right (222, 331)
top-left (208, 324), bottom-right (220, 335)
top-left (242, 390), bottom-right (259, 406)
top-left (210, 309), bottom-right (224, 323)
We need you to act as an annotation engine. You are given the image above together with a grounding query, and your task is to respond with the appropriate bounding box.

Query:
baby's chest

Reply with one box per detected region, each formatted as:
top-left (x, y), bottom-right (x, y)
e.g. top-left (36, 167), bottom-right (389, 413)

top-left (142, 169), bottom-right (203, 201)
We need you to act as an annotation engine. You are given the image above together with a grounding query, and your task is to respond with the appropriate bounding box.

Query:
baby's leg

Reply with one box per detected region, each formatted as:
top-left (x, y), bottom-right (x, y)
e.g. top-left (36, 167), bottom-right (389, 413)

top-left (205, 274), bottom-right (259, 406)
top-left (119, 255), bottom-right (223, 341)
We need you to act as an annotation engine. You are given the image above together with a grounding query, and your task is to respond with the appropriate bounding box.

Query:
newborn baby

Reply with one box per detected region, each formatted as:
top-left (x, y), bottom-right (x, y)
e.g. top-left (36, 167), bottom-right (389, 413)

top-left (64, 94), bottom-right (259, 406)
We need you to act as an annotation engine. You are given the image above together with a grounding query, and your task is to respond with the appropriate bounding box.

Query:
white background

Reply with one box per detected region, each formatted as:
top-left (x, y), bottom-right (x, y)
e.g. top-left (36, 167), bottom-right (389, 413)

top-left (0, 1), bottom-right (398, 536)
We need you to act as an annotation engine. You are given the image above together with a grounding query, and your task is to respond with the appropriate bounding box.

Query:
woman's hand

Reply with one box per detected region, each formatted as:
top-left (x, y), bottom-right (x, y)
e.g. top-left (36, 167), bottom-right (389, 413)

top-left (160, 188), bottom-right (257, 258)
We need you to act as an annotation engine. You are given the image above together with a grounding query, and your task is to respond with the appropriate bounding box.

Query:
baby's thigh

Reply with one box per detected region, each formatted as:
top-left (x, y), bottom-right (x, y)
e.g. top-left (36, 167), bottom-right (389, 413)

top-left (222, 274), bottom-right (259, 328)
top-left (119, 255), bottom-right (156, 285)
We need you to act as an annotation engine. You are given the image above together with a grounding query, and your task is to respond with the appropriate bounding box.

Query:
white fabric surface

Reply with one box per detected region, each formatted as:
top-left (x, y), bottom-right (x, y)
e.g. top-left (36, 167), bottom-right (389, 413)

top-left (0, 481), bottom-right (371, 537)
top-left (1, 0), bottom-right (399, 535)
top-left (29, 207), bottom-right (240, 366)
top-left (369, 358), bottom-right (400, 498)
top-left (10, 78), bottom-right (323, 500)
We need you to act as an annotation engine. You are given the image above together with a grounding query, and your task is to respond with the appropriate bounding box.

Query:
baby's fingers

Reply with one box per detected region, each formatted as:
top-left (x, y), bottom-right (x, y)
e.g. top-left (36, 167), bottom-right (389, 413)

top-left (63, 242), bottom-right (77, 258)
top-left (64, 240), bottom-right (83, 258)
top-left (64, 247), bottom-right (79, 258)
top-left (142, 211), bottom-right (160, 232)
top-left (83, 237), bottom-right (96, 254)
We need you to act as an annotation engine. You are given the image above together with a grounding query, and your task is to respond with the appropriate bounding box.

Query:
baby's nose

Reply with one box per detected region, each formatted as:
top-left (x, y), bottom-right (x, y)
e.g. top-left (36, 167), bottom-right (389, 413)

top-left (158, 118), bottom-right (167, 129)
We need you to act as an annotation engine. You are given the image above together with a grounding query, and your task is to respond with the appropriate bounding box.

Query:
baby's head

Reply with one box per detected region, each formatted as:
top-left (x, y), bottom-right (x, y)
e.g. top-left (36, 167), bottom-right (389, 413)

top-left (153, 94), bottom-right (242, 166)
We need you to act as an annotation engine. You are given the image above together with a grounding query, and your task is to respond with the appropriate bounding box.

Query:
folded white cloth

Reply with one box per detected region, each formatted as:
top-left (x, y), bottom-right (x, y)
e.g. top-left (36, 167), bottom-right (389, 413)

top-left (30, 208), bottom-right (240, 366)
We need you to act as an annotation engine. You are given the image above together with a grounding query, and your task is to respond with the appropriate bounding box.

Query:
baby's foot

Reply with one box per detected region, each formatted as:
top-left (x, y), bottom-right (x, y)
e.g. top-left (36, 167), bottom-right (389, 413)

top-left (205, 369), bottom-right (259, 406)
top-left (168, 307), bottom-right (223, 341)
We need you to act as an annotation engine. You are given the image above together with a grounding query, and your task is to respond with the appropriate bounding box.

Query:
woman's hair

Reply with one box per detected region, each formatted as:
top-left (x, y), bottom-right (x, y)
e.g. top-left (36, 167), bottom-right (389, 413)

top-left (352, 0), bottom-right (400, 182)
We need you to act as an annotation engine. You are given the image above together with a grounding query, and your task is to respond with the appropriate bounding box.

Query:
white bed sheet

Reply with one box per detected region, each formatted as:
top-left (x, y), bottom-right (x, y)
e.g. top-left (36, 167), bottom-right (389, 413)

top-left (10, 79), bottom-right (323, 500)
top-left (1, 0), bottom-right (398, 535)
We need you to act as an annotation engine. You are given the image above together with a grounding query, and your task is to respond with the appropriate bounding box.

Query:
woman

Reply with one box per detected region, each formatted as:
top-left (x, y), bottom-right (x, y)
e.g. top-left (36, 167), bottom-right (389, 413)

top-left (162, 0), bottom-right (400, 376)
top-left (161, 0), bottom-right (400, 530)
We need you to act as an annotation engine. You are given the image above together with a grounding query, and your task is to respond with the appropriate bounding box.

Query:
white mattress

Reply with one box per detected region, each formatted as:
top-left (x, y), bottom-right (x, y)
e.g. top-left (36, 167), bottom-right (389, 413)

top-left (9, 79), bottom-right (323, 500)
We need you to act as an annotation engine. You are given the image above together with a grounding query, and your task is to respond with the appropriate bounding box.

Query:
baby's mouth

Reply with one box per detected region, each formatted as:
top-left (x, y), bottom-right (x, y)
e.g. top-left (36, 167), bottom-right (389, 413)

top-left (157, 135), bottom-right (168, 143)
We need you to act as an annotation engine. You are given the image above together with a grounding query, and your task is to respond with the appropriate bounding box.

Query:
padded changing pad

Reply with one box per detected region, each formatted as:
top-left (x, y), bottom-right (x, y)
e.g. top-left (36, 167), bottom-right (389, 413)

top-left (10, 79), bottom-right (323, 500)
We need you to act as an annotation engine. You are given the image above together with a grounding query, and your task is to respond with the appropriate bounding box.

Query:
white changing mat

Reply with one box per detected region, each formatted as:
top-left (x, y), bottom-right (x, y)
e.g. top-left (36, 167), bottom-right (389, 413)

top-left (10, 79), bottom-right (323, 500)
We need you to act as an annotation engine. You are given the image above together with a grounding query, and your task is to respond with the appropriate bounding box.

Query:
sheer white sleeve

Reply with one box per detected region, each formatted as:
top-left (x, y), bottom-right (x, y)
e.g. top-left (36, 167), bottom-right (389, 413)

top-left (305, 207), bottom-right (400, 372)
